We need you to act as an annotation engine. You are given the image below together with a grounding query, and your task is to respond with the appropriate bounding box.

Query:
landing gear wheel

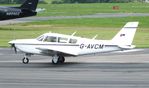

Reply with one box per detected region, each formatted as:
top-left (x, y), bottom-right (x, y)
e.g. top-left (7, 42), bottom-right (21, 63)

top-left (22, 57), bottom-right (29, 64)
top-left (58, 56), bottom-right (65, 64)
top-left (52, 58), bottom-right (58, 64)
top-left (52, 55), bottom-right (65, 64)
top-left (52, 55), bottom-right (59, 64)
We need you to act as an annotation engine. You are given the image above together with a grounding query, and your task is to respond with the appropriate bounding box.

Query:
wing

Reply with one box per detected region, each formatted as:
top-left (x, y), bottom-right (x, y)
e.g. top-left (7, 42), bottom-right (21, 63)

top-left (36, 47), bottom-right (79, 56)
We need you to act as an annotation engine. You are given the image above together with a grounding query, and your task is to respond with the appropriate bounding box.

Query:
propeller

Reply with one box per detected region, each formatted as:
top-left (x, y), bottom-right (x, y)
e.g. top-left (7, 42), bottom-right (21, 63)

top-left (11, 44), bottom-right (17, 54)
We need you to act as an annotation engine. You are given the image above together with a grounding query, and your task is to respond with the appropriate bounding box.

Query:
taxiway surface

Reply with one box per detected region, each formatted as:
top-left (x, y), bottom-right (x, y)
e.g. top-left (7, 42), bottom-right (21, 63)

top-left (0, 13), bottom-right (149, 25)
top-left (0, 48), bottom-right (149, 88)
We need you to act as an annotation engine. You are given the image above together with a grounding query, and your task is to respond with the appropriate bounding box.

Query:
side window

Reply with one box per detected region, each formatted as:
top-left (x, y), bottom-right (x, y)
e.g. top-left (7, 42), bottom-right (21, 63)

top-left (69, 39), bottom-right (77, 44)
top-left (58, 37), bottom-right (68, 43)
top-left (44, 36), bottom-right (57, 42)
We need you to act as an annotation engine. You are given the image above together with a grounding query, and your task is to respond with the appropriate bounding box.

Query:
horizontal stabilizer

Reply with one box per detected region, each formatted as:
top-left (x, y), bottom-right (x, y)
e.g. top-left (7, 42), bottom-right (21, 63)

top-left (118, 45), bottom-right (136, 50)
top-left (124, 22), bottom-right (139, 28)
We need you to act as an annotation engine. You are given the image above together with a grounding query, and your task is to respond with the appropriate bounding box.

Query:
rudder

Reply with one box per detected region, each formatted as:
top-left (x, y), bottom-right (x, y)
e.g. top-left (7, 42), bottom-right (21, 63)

top-left (112, 22), bottom-right (139, 45)
top-left (20, 0), bottom-right (39, 11)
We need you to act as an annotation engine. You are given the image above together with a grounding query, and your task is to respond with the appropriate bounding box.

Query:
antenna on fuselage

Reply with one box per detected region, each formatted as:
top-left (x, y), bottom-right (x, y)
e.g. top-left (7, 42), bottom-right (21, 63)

top-left (92, 35), bottom-right (98, 40)
top-left (67, 31), bottom-right (77, 43)
top-left (71, 31), bottom-right (77, 36)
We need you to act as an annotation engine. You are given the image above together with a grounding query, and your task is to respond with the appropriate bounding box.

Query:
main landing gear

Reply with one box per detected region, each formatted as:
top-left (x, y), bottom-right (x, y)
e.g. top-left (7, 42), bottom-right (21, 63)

top-left (52, 55), bottom-right (65, 64)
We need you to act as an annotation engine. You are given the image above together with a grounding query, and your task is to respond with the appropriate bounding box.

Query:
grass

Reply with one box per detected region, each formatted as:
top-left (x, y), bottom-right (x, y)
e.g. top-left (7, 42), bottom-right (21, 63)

top-left (26, 16), bottom-right (149, 28)
top-left (1, 3), bottom-right (149, 16)
top-left (0, 3), bottom-right (149, 47)
top-left (0, 27), bottom-right (148, 48)
top-left (37, 3), bottom-right (149, 16)
top-left (0, 26), bottom-right (118, 47)
top-left (0, 16), bottom-right (149, 48)
top-left (44, 0), bottom-right (53, 3)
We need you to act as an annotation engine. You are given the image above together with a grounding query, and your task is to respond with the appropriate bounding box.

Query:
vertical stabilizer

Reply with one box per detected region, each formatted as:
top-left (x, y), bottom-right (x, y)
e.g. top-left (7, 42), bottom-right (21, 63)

top-left (20, 0), bottom-right (39, 11)
top-left (112, 22), bottom-right (139, 45)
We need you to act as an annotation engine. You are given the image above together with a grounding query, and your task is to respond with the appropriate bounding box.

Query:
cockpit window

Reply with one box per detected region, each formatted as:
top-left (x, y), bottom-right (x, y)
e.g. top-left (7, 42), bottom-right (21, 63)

top-left (69, 39), bottom-right (77, 44)
top-left (37, 34), bottom-right (77, 44)
top-left (58, 37), bottom-right (68, 43)
top-left (36, 35), bottom-right (44, 41)
top-left (44, 36), bottom-right (57, 42)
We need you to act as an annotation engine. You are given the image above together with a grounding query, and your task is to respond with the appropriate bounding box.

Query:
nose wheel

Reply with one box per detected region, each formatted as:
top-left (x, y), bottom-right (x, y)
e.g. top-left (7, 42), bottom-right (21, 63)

top-left (22, 57), bottom-right (29, 64)
top-left (52, 55), bottom-right (65, 64)
top-left (22, 54), bottom-right (31, 64)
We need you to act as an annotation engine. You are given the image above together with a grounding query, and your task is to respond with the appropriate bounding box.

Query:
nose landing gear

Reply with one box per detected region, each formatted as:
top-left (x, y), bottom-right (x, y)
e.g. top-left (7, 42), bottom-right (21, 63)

top-left (22, 57), bottom-right (29, 64)
top-left (22, 53), bottom-right (31, 64)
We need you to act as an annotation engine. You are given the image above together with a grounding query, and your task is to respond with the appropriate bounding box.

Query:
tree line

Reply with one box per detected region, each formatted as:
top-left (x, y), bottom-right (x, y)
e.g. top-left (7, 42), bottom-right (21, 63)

top-left (52, 0), bottom-right (143, 4)
top-left (0, 0), bottom-right (24, 4)
top-left (0, 0), bottom-right (144, 4)
top-left (0, 0), bottom-right (45, 4)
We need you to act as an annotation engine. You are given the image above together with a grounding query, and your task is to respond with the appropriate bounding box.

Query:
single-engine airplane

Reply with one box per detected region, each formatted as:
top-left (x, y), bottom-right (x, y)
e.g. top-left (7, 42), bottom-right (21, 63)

top-left (9, 22), bottom-right (139, 64)
top-left (0, 0), bottom-right (39, 20)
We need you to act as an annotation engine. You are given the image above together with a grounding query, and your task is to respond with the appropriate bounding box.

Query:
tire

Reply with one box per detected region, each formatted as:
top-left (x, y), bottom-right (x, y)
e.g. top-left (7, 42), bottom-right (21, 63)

top-left (52, 56), bottom-right (65, 64)
top-left (22, 57), bottom-right (29, 64)
top-left (58, 56), bottom-right (65, 64)
top-left (52, 59), bottom-right (58, 64)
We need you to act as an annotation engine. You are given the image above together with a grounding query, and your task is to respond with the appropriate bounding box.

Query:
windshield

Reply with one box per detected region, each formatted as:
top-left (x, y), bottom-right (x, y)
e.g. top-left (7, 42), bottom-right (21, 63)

top-left (36, 35), bottom-right (44, 41)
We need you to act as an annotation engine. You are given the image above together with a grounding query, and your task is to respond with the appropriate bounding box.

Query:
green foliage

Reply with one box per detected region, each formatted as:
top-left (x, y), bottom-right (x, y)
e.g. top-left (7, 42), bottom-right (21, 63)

top-left (109, 0), bottom-right (132, 3)
top-left (0, 0), bottom-right (26, 4)
top-left (51, 0), bottom-right (63, 4)
top-left (0, 0), bottom-right (12, 4)
top-left (0, 3), bottom-right (149, 47)
top-left (0, 16), bottom-right (149, 47)
top-left (0, 0), bottom-right (47, 4)
top-left (28, 16), bottom-right (149, 28)
top-left (13, 0), bottom-right (26, 4)
top-left (37, 3), bottom-right (149, 16)
top-left (51, 0), bottom-right (134, 3)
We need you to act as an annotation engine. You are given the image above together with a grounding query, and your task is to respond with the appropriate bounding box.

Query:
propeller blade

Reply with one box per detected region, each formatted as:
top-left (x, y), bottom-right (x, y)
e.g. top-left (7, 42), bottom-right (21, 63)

top-left (11, 44), bottom-right (17, 54)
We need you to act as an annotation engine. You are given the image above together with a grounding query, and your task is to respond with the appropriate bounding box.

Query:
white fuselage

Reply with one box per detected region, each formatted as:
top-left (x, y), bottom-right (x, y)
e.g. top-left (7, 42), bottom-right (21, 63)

top-left (9, 35), bottom-right (121, 56)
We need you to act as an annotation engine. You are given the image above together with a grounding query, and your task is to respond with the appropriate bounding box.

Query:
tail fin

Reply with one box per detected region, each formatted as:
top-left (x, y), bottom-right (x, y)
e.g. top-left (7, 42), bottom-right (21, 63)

top-left (20, 0), bottom-right (39, 11)
top-left (112, 22), bottom-right (139, 45)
